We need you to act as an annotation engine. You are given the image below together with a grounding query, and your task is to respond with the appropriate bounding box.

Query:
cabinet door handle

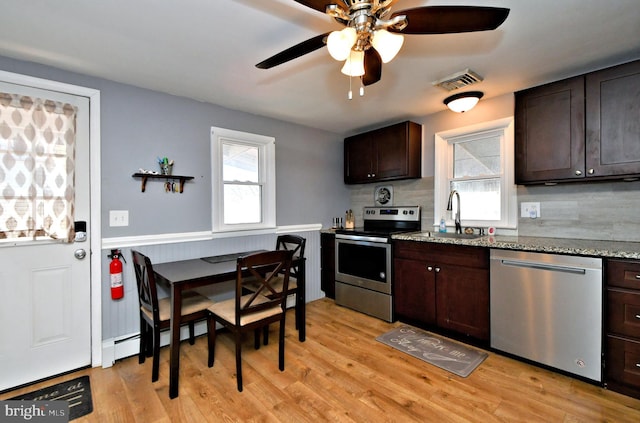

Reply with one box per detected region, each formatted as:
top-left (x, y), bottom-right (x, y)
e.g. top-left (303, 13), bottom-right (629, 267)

top-left (575, 170), bottom-right (583, 176)
top-left (435, 267), bottom-right (441, 273)
top-left (588, 168), bottom-right (594, 175)
top-left (635, 315), bottom-right (640, 320)
top-left (427, 266), bottom-right (433, 272)
top-left (635, 274), bottom-right (640, 279)
top-left (636, 363), bottom-right (640, 368)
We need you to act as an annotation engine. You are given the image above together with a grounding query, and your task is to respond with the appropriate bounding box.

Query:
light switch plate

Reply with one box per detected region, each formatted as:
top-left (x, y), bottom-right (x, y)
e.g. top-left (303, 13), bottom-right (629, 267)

top-left (521, 202), bottom-right (540, 218)
top-left (109, 210), bottom-right (129, 227)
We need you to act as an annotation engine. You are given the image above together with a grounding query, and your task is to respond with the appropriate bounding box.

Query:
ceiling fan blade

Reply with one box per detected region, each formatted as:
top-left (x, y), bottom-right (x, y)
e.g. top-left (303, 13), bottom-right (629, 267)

top-left (390, 6), bottom-right (510, 35)
top-left (293, 0), bottom-right (346, 14)
top-left (362, 48), bottom-right (382, 86)
top-left (256, 32), bottom-right (329, 69)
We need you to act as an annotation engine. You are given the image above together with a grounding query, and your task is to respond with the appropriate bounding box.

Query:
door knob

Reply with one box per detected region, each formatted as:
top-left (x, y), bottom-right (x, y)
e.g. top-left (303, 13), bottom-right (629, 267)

top-left (74, 248), bottom-right (87, 260)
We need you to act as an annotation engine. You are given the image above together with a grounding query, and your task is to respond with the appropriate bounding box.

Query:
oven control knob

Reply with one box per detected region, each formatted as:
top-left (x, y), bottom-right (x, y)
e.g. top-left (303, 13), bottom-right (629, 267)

top-left (379, 272), bottom-right (386, 279)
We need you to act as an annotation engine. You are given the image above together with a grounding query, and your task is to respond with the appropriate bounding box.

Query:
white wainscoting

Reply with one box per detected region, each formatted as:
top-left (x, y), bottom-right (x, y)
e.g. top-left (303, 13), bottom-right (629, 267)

top-left (100, 225), bottom-right (323, 367)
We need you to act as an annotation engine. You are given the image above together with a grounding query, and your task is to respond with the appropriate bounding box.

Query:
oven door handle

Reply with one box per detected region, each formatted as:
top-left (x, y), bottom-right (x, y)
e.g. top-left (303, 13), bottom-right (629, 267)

top-left (335, 234), bottom-right (388, 243)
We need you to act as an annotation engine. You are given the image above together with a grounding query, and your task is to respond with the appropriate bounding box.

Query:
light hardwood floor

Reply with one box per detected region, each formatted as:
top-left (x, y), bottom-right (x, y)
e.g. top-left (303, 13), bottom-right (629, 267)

top-left (3, 298), bottom-right (640, 422)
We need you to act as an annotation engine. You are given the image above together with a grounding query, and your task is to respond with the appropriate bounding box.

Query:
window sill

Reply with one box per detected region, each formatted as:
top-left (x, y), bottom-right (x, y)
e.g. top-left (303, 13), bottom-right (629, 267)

top-left (211, 227), bottom-right (277, 239)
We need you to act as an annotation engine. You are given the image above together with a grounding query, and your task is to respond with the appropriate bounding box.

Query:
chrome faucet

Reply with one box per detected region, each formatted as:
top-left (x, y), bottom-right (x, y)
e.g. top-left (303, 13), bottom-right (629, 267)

top-left (447, 190), bottom-right (462, 234)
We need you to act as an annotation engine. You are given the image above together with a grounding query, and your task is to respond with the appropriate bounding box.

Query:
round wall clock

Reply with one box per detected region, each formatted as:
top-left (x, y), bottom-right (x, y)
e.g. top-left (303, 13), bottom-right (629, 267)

top-left (374, 185), bottom-right (393, 206)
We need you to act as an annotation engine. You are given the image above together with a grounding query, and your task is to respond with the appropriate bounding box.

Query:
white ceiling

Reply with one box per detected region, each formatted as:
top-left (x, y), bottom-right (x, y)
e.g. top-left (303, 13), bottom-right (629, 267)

top-left (1, 0), bottom-right (639, 134)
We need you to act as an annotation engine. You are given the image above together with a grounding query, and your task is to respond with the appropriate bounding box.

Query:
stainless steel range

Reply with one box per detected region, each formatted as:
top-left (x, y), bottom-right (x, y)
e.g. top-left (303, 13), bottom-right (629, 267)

top-left (334, 206), bottom-right (421, 322)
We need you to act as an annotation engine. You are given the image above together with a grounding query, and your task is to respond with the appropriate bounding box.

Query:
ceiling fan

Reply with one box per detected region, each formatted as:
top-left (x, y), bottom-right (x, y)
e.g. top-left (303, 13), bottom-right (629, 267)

top-left (256, 1), bottom-right (510, 87)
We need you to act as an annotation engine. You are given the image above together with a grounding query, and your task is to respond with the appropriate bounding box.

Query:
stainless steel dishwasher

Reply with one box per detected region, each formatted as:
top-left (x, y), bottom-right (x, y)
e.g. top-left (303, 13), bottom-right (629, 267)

top-left (490, 249), bottom-right (602, 382)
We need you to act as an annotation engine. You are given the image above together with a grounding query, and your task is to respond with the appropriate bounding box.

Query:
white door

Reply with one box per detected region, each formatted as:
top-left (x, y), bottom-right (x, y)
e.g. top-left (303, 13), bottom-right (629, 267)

top-left (0, 81), bottom-right (91, 391)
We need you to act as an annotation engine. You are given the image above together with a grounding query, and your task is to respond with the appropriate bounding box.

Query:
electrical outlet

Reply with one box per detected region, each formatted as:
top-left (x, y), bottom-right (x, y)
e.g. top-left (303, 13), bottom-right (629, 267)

top-left (521, 202), bottom-right (540, 218)
top-left (109, 210), bottom-right (129, 227)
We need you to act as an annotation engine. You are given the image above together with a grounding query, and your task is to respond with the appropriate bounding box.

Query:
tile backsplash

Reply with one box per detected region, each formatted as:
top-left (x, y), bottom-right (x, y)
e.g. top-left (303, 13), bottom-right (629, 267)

top-left (349, 178), bottom-right (640, 242)
top-left (348, 177), bottom-right (434, 231)
top-left (517, 181), bottom-right (640, 242)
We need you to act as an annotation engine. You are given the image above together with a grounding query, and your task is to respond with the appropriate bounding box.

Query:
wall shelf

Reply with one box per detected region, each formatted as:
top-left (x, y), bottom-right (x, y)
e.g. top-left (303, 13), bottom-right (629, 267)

top-left (132, 173), bottom-right (194, 193)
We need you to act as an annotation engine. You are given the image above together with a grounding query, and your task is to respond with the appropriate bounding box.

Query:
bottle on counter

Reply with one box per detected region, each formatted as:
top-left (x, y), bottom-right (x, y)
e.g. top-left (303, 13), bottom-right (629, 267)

top-left (439, 217), bottom-right (447, 233)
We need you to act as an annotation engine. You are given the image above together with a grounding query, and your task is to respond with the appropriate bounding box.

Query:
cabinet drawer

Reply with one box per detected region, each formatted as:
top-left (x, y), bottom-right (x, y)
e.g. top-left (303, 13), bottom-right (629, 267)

top-left (607, 259), bottom-right (640, 290)
top-left (606, 335), bottom-right (640, 390)
top-left (393, 241), bottom-right (488, 268)
top-left (607, 289), bottom-right (640, 338)
top-left (394, 240), bottom-right (430, 261)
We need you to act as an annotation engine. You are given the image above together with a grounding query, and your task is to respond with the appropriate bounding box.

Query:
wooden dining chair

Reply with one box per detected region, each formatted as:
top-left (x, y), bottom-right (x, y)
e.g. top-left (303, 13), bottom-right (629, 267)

top-left (244, 234), bottom-right (306, 346)
top-left (131, 250), bottom-right (214, 382)
top-left (206, 249), bottom-right (293, 392)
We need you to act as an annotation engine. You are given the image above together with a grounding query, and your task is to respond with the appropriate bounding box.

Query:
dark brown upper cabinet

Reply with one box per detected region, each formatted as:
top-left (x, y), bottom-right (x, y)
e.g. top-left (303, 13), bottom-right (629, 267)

top-left (515, 76), bottom-right (585, 183)
top-left (344, 121), bottom-right (422, 184)
top-left (515, 59), bottom-right (640, 184)
top-left (586, 60), bottom-right (640, 178)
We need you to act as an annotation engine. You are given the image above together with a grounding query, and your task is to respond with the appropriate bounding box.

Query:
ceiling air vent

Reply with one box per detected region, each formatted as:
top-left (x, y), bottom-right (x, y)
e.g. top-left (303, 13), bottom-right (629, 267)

top-left (432, 69), bottom-right (483, 91)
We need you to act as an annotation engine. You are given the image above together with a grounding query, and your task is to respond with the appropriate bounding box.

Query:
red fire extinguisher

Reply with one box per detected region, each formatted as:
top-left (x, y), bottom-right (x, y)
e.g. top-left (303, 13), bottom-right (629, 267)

top-left (109, 249), bottom-right (125, 300)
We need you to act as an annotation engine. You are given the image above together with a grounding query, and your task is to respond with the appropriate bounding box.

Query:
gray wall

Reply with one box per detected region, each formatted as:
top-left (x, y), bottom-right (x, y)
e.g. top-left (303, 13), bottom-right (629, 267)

top-left (0, 55), bottom-right (351, 236)
top-left (0, 55), bottom-right (350, 346)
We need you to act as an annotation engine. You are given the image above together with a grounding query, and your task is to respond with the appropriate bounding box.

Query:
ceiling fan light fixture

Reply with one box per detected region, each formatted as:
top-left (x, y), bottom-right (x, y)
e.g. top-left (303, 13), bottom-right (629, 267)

top-left (341, 49), bottom-right (365, 77)
top-left (327, 27), bottom-right (357, 61)
top-left (444, 91), bottom-right (484, 113)
top-left (371, 29), bottom-right (404, 63)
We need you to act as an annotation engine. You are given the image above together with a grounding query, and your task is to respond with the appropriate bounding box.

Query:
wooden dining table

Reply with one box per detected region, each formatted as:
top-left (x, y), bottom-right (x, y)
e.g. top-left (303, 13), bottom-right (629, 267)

top-left (153, 250), bottom-right (306, 399)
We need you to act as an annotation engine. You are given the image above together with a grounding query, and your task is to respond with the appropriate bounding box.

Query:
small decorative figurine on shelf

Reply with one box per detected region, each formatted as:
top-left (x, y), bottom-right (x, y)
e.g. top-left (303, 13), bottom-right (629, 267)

top-left (158, 156), bottom-right (174, 175)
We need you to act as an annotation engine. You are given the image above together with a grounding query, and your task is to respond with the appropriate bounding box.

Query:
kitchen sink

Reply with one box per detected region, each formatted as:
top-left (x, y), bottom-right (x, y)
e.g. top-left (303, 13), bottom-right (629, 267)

top-left (423, 232), bottom-right (485, 240)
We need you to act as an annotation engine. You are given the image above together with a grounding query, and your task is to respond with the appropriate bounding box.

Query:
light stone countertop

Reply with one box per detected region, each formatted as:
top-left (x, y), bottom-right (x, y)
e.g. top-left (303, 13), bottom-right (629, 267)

top-left (391, 232), bottom-right (640, 260)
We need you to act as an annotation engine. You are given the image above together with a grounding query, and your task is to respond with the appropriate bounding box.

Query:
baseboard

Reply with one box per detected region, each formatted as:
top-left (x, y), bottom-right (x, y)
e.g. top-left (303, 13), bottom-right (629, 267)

top-left (101, 321), bottom-right (208, 368)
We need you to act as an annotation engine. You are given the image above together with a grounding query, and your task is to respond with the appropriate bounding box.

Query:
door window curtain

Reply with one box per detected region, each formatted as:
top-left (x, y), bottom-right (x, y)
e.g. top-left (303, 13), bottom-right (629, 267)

top-left (0, 92), bottom-right (77, 242)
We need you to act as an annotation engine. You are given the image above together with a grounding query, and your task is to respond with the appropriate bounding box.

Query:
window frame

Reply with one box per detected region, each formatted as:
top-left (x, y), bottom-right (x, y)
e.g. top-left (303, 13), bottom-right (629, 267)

top-left (434, 117), bottom-right (517, 231)
top-left (211, 126), bottom-right (276, 235)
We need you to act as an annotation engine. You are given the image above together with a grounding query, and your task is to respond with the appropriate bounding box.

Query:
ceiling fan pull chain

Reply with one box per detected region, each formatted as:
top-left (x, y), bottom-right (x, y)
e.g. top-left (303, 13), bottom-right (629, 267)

top-left (347, 59), bottom-right (354, 100)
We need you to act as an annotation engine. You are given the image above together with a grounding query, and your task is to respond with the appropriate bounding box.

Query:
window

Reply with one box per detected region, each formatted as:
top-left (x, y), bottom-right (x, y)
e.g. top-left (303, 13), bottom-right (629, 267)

top-left (434, 117), bottom-right (516, 231)
top-left (0, 92), bottom-right (77, 243)
top-left (211, 126), bottom-right (275, 234)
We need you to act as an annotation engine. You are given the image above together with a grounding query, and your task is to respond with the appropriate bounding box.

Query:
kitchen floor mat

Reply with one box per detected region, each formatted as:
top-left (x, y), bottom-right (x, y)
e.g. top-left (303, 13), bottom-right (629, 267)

top-left (6, 375), bottom-right (93, 420)
top-left (376, 325), bottom-right (488, 377)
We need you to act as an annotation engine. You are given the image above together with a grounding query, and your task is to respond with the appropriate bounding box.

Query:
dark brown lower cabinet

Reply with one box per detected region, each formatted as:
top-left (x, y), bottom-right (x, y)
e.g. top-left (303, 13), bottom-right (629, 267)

top-left (394, 240), bottom-right (489, 342)
top-left (320, 232), bottom-right (335, 299)
top-left (606, 336), bottom-right (640, 398)
top-left (394, 255), bottom-right (436, 325)
top-left (605, 258), bottom-right (640, 399)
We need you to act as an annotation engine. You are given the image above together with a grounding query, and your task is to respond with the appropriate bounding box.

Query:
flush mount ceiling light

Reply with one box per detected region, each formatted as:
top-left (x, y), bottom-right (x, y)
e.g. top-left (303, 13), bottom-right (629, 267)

top-left (444, 91), bottom-right (484, 113)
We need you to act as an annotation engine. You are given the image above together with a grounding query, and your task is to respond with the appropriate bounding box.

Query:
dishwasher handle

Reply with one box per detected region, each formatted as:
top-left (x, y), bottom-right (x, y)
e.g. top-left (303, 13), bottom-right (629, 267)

top-left (499, 259), bottom-right (586, 275)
